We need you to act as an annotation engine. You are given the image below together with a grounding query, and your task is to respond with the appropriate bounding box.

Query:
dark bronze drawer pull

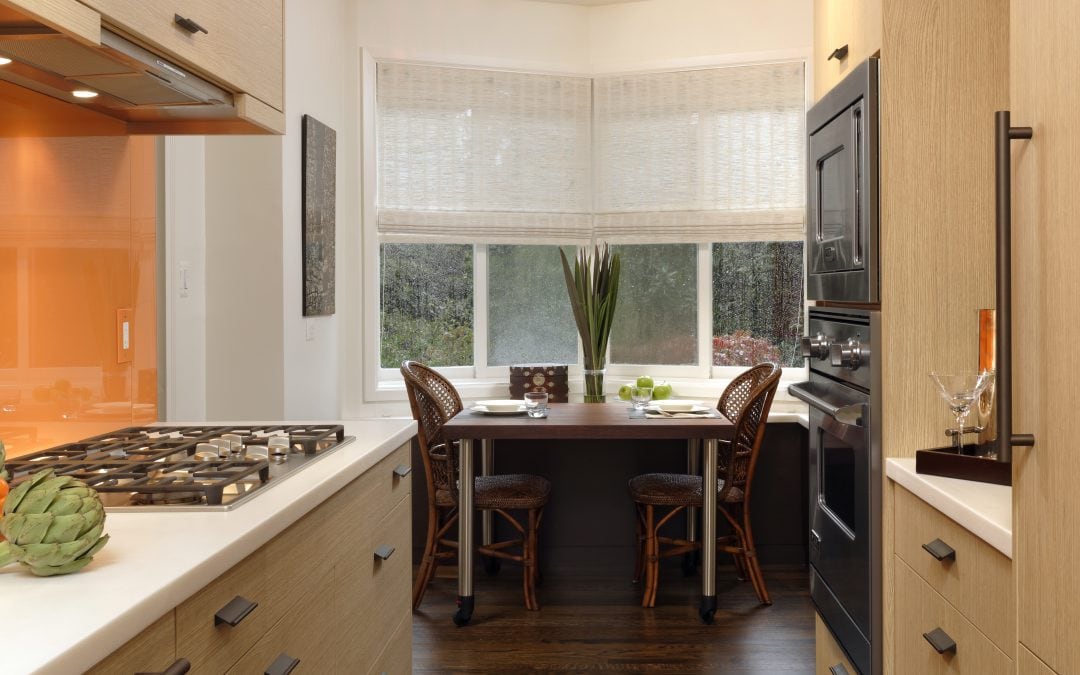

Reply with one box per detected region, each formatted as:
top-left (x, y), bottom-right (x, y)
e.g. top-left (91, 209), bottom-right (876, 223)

top-left (136, 658), bottom-right (191, 675)
top-left (828, 44), bottom-right (849, 61)
top-left (174, 14), bottom-right (208, 34)
top-left (829, 665), bottom-right (850, 675)
top-left (393, 464), bottom-right (412, 478)
top-left (923, 627), bottom-right (957, 655)
top-left (374, 544), bottom-right (395, 560)
top-left (264, 653), bottom-right (300, 675)
top-left (214, 595), bottom-right (258, 627)
top-left (922, 538), bottom-right (957, 562)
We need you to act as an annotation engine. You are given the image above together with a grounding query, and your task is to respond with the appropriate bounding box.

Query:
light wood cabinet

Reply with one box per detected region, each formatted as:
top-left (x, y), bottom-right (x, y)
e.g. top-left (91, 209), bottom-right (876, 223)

top-left (894, 560), bottom-right (1011, 675)
top-left (84, 612), bottom-right (175, 675)
top-left (815, 613), bottom-right (858, 674)
top-left (1011, 1), bottom-right (1080, 673)
top-left (76, 0), bottom-right (283, 112)
top-left (813, 0), bottom-right (881, 101)
top-left (893, 486), bottom-right (1014, 656)
top-left (85, 442), bottom-right (413, 674)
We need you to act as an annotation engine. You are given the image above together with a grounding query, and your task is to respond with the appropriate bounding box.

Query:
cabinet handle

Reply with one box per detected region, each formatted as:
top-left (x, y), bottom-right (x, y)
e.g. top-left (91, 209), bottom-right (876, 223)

top-left (264, 653), bottom-right (300, 675)
top-left (214, 595), bottom-right (258, 627)
top-left (921, 538), bottom-right (956, 562)
top-left (135, 658), bottom-right (191, 675)
top-left (393, 464), bottom-right (412, 478)
top-left (993, 110), bottom-right (1036, 462)
top-left (828, 44), bottom-right (849, 61)
top-left (828, 665), bottom-right (850, 675)
top-left (923, 627), bottom-right (957, 655)
top-left (374, 544), bottom-right (395, 560)
top-left (174, 14), bottom-right (208, 34)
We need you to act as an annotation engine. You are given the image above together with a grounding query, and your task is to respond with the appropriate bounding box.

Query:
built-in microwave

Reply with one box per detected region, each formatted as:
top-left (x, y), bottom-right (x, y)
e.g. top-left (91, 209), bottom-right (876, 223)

top-left (807, 58), bottom-right (879, 304)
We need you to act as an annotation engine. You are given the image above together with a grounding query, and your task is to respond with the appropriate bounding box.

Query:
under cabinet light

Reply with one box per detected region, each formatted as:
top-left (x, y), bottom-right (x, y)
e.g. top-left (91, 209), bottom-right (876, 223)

top-left (0, 57), bottom-right (12, 66)
top-left (72, 89), bottom-right (98, 99)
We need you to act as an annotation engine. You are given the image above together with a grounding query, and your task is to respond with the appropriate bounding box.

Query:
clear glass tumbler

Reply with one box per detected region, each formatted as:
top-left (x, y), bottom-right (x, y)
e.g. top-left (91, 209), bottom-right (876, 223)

top-left (631, 386), bottom-right (653, 411)
top-left (524, 391), bottom-right (549, 418)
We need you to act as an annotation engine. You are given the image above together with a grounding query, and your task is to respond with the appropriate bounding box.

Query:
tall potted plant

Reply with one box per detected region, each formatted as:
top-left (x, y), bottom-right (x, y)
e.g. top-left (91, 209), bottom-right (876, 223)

top-left (560, 244), bottom-right (621, 402)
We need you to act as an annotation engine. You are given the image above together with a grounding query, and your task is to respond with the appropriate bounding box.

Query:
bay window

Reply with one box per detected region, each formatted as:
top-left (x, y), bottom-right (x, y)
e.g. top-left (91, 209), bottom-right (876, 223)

top-left (373, 59), bottom-right (806, 386)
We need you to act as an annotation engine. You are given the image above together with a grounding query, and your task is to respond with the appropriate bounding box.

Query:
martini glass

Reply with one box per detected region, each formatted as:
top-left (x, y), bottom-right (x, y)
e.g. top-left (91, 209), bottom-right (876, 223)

top-left (930, 370), bottom-right (996, 448)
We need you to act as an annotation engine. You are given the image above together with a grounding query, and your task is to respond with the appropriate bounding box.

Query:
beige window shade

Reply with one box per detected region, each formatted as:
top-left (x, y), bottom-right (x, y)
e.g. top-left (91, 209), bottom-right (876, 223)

top-left (593, 62), bottom-right (806, 244)
top-left (376, 62), bottom-right (593, 244)
top-left (376, 61), bottom-right (805, 245)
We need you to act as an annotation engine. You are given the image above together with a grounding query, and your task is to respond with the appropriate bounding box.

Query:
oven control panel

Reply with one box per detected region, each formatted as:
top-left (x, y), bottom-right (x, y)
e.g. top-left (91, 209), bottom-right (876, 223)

top-left (802, 307), bottom-right (873, 391)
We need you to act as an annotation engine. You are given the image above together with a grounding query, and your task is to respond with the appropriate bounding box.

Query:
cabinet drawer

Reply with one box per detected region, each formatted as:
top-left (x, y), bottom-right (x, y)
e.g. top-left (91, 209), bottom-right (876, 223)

top-left (85, 611), bottom-right (175, 675)
top-left (894, 486), bottom-right (1014, 656)
top-left (338, 497), bottom-right (412, 673)
top-left (366, 613), bottom-right (413, 675)
top-left (895, 558), bottom-right (1011, 674)
top-left (364, 442), bottom-right (413, 521)
top-left (226, 580), bottom-right (338, 675)
top-left (175, 549), bottom-right (273, 673)
top-left (814, 613), bottom-right (857, 675)
top-left (78, 0), bottom-right (283, 110)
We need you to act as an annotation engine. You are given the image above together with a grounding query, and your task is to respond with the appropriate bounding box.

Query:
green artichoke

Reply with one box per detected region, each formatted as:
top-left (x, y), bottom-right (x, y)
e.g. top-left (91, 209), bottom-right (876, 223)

top-left (0, 439), bottom-right (7, 481)
top-left (0, 468), bottom-right (109, 576)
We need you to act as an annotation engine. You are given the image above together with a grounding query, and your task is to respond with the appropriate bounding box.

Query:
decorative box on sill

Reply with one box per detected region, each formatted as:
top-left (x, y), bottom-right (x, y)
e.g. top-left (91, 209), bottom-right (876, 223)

top-left (509, 364), bottom-right (569, 403)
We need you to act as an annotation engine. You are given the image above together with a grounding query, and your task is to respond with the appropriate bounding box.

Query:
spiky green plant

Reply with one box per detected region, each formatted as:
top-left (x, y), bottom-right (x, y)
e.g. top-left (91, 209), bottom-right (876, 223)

top-left (559, 244), bottom-right (622, 374)
top-left (0, 468), bottom-right (109, 576)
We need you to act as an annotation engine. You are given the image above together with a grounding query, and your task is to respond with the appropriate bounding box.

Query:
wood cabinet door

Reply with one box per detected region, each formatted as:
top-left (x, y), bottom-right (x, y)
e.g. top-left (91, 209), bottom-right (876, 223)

top-left (77, 0), bottom-right (283, 110)
top-left (1011, 1), bottom-right (1080, 673)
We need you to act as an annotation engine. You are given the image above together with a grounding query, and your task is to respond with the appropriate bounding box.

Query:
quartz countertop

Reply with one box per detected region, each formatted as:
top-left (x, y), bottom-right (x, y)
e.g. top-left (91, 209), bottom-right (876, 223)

top-left (0, 418), bottom-right (416, 675)
top-left (886, 457), bottom-right (1012, 558)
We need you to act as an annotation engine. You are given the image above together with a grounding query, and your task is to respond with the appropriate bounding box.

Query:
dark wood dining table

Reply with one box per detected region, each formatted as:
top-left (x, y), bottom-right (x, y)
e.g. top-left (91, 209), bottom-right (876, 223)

top-left (441, 401), bottom-right (734, 625)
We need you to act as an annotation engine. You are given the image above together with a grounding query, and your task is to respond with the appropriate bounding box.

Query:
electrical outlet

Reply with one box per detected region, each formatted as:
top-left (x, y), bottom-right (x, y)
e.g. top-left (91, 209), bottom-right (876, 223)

top-left (305, 319), bottom-right (315, 342)
top-left (178, 261), bottom-right (191, 298)
top-left (116, 309), bottom-right (133, 363)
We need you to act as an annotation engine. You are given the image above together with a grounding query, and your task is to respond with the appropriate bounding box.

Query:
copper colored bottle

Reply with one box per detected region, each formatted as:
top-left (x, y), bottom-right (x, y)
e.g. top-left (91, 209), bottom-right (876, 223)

top-left (978, 309), bottom-right (997, 452)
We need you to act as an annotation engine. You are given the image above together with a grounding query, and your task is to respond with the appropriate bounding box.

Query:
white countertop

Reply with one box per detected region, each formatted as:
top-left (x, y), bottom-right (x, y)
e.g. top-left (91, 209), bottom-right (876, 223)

top-left (0, 419), bottom-right (416, 675)
top-left (886, 457), bottom-right (1012, 558)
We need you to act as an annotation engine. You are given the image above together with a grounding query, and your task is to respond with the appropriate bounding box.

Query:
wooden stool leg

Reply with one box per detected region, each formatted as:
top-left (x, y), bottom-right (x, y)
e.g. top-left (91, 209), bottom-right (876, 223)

top-left (742, 512), bottom-right (770, 605)
top-left (524, 508), bottom-right (540, 610)
top-left (413, 504), bottom-right (441, 610)
top-left (642, 505), bottom-right (659, 608)
top-left (633, 504), bottom-right (646, 584)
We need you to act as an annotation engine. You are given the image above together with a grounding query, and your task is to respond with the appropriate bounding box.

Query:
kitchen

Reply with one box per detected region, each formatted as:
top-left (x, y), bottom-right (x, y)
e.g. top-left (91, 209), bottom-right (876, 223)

top-left (0, 0), bottom-right (1076, 673)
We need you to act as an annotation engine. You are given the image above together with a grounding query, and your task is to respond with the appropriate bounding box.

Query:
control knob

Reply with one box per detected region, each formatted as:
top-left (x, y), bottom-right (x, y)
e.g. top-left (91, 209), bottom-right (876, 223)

top-left (800, 333), bottom-right (832, 361)
top-left (829, 337), bottom-right (866, 370)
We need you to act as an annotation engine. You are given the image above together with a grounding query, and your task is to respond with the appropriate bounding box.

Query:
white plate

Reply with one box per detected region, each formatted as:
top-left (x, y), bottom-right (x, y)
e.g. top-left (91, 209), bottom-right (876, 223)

top-left (651, 399), bottom-right (706, 413)
top-left (475, 399), bottom-right (526, 413)
top-left (470, 404), bottom-right (527, 416)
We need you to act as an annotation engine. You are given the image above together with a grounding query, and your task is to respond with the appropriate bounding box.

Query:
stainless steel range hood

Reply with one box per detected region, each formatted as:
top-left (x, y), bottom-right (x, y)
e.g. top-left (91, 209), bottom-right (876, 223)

top-left (0, 23), bottom-right (235, 123)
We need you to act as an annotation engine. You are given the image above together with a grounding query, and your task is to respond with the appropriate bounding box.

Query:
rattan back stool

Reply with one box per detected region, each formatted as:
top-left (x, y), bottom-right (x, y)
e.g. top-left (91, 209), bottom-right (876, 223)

top-left (628, 362), bottom-right (781, 608)
top-left (401, 360), bottom-right (551, 611)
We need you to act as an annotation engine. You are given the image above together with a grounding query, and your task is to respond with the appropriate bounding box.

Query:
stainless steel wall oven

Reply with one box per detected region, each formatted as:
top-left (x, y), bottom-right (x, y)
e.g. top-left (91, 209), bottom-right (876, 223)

top-left (792, 307), bottom-right (881, 674)
top-left (807, 58), bottom-right (879, 304)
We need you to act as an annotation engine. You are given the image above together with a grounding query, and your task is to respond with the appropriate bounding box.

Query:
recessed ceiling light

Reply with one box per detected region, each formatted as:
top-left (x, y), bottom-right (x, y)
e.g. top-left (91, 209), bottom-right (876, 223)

top-left (0, 57), bottom-right (12, 66)
top-left (72, 89), bottom-right (99, 99)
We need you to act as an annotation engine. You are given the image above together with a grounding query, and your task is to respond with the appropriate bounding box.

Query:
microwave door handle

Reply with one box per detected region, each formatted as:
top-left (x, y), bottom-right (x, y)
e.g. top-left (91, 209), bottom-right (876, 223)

top-left (789, 383), bottom-right (866, 428)
top-left (852, 104), bottom-right (863, 266)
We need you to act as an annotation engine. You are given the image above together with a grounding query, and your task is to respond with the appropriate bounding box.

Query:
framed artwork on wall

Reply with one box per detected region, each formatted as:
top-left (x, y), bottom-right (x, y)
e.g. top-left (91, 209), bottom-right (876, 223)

top-left (302, 114), bottom-right (336, 316)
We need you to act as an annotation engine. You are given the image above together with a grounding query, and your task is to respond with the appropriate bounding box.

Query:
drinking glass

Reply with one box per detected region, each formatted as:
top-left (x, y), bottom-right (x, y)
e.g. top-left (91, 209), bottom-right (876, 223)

top-left (929, 370), bottom-right (995, 447)
top-left (524, 391), bottom-right (549, 418)
top-left (631, 385), bottom-right (653, 411)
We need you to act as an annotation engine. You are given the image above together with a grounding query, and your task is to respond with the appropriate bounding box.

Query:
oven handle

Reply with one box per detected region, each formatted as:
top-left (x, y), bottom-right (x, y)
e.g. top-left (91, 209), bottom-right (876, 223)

top-left (789, 382), bottom-right (866, 428)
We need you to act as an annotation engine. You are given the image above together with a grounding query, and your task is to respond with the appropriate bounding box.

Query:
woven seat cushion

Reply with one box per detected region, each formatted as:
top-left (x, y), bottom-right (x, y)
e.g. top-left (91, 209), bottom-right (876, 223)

top-left (627, 472), bottom-right (744, 507)
top-left (436, 473), bottom-right (552, 510)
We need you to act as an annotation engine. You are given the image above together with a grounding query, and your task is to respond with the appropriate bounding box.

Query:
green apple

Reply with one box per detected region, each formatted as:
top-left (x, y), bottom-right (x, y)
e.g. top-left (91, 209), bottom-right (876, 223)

top-left (636, 375), bottom-right (655, 389)
top-left (652, 383), bottom-right (673, 400)
top-left (618, 384), bottom-right (632, 401)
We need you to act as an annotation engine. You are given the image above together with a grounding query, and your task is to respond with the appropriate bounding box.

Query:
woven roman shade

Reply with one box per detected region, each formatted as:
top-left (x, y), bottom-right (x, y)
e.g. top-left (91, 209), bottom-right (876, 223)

top-left (376, 62), bottom-right (593, 245)
top-left (376, 60), bottom-right (806, 245)
top-left (593, 62), bottom-right (806, 244)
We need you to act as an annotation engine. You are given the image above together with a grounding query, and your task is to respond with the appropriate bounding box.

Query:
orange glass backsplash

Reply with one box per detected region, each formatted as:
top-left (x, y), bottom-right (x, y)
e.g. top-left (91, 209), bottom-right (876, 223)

top-left (0, 135), bottom-right (157, 458)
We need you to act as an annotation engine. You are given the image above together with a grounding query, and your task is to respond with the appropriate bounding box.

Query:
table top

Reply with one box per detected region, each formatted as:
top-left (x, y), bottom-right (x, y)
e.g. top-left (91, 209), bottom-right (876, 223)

top-left (442, 402), bottom-right (734, 440)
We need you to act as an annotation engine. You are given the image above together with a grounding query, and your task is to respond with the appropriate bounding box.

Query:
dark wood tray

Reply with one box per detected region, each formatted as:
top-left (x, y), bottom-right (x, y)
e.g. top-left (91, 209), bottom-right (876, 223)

top-left (915, 444), bottom-right (1012, 486)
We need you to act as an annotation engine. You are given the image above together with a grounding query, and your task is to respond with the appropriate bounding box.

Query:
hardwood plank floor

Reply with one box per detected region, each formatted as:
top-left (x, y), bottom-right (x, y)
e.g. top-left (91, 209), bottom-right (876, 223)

top-left (412, 560), bottom-right (815, 673)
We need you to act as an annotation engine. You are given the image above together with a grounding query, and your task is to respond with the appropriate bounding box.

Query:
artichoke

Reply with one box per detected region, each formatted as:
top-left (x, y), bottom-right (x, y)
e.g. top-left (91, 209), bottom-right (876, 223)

top-left (0, 439), bottom-right (7, 481)
top-left (0, 469), bottom-right (109, 576)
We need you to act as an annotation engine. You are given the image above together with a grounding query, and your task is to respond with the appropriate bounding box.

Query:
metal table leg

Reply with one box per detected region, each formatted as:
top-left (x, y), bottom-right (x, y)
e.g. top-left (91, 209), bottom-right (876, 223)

top-left (700, 437), bottom-right (718, 624)
top-left (684, 439), bottom-right (700, 575)
top-left (454, 438), bottom-right (475, 626)
top-left (480, 439), bottom-right (500, 575)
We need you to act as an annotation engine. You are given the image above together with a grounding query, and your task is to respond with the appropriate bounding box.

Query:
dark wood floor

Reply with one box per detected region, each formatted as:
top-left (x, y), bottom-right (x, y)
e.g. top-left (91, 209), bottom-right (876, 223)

top-left (412, 559), bottom-right (815, 673)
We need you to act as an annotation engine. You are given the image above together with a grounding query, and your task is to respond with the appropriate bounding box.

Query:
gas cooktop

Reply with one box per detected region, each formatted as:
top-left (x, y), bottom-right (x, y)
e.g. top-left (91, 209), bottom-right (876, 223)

top-left (3, 424), bottom-right (355, 512)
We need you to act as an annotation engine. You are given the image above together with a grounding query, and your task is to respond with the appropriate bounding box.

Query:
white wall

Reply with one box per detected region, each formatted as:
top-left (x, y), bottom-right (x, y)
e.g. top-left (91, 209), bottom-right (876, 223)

top-left (282, 0), bottom-right (348, 418)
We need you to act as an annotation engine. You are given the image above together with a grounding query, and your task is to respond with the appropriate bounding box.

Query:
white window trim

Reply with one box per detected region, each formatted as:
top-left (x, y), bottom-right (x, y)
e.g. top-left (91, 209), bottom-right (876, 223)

top-left (355, 47), bottom-right (812, 408)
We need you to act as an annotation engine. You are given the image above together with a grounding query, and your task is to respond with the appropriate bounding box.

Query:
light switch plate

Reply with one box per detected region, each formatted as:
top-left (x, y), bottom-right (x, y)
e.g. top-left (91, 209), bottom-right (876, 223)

top-left (305, 318), bottom-right (315, 342)
top-left (116, 308), bottom-right (132, 364)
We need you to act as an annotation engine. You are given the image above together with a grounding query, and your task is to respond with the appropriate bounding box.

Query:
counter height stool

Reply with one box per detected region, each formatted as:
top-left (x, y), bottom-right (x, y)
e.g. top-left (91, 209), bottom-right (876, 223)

top-left (401, 360), bottom-right (551, 611)
top-left (629, 362), bottom-right (781, 608)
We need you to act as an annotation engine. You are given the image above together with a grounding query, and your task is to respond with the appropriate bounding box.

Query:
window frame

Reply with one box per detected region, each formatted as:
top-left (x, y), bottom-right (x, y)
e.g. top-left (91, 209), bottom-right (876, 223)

top-left (355, 48), bottom-right (812, 408)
